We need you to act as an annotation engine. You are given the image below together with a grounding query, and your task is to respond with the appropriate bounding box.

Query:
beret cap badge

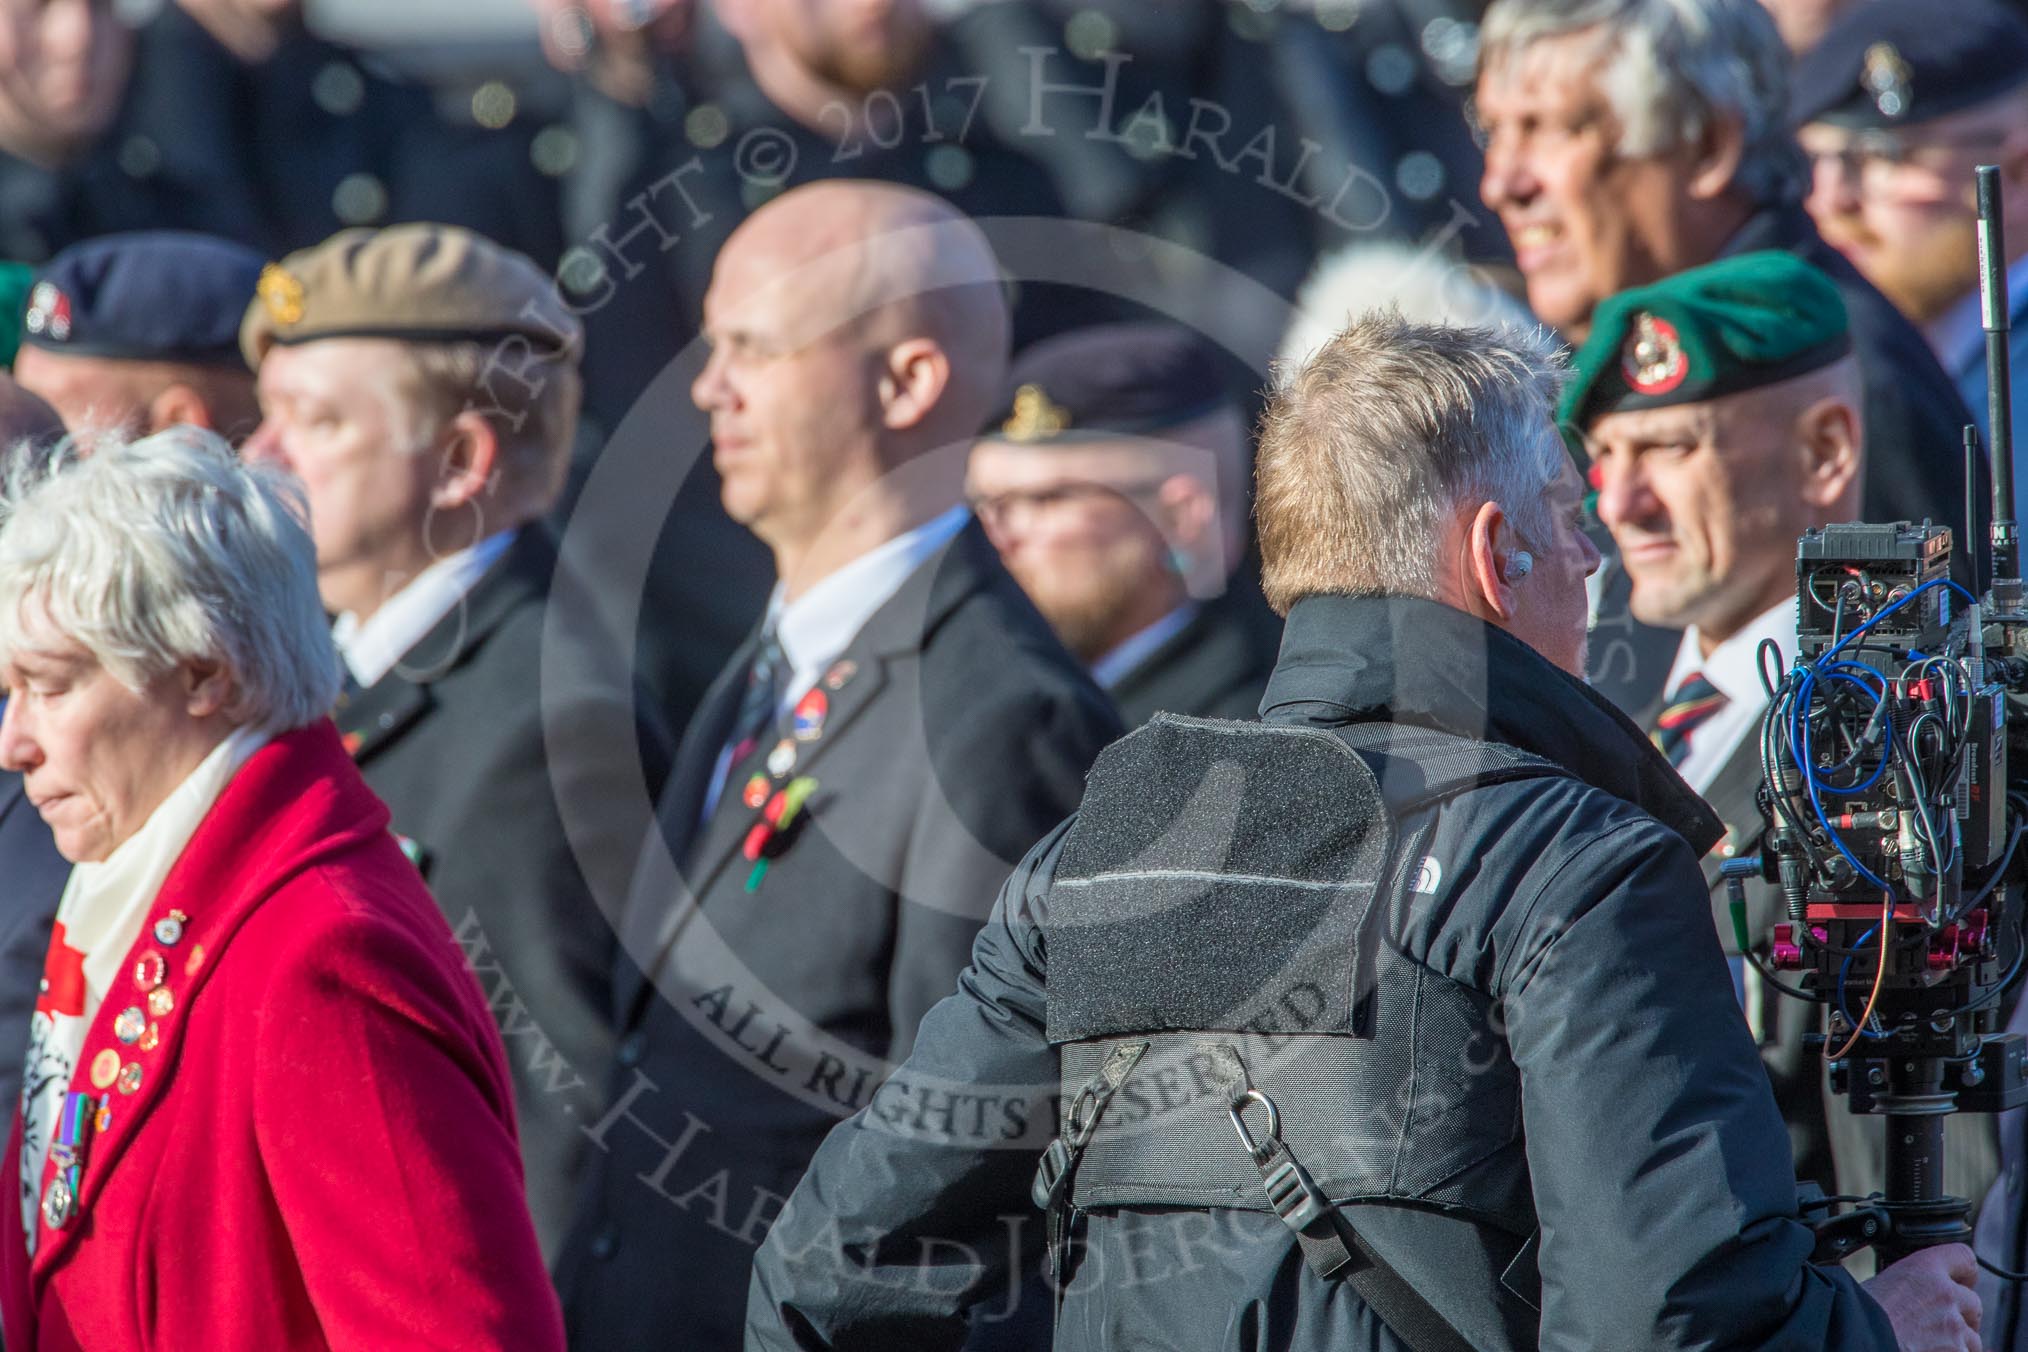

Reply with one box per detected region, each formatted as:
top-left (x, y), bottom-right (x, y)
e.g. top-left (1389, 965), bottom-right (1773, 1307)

top-left (1862, 42), bottom-right (1912, 119)
top-left (1621, 313), bottom-right (1688, 397)
top-left (1001, 383), bottom-right (1071, 442)
top-left (257, 263), bottom-right (306, 327)
top-left (24, 282), bottom-right (71, 342)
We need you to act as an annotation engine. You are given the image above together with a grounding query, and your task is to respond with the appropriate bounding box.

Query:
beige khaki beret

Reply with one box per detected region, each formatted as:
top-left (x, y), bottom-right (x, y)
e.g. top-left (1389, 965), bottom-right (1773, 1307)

top-left (240, 222), bottom-right (581, 367)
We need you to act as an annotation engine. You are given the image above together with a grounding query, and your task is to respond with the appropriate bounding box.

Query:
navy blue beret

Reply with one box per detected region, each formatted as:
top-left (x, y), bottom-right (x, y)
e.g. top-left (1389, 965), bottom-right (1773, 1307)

top-left (985, 322), bottom-right (1230, 443)
top-left (1792, 0), bottom-right (2028, 130)
top-left (21, 231), bottom-right (266, 369)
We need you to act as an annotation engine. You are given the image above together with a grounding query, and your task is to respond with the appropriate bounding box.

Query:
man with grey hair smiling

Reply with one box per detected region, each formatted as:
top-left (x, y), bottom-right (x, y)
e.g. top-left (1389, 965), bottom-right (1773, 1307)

top-left (747, 312), bottom-right (1978, 1351)
top-left (1475, 0), bottom-right (1979, 587)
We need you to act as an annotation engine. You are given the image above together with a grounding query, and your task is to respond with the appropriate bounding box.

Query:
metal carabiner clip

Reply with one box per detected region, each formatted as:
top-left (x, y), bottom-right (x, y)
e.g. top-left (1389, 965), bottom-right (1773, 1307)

top-left (1228, 1087), bottom-right (1283, 1163)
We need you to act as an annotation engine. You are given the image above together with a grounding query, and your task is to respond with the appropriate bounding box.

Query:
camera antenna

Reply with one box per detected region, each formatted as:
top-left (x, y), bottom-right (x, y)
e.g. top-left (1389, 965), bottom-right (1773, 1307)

top-left (1979, 164), bottom-right (2018, 589)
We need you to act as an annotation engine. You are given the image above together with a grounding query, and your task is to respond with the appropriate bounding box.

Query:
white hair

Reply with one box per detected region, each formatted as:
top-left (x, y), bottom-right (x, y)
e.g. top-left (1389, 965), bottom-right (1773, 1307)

top-left (1257, 312), bottom-right (1573, 611)
top-left (0, 426), bottom-right (340, 732)
top-left (1280, 241), bottom-right (1540, 370)
top-left (1481, 0), bottom-right (1806, 206)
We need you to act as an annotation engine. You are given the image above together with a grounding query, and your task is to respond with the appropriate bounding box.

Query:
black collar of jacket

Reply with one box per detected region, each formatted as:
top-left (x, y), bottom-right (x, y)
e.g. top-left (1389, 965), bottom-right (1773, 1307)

top-left (1258, 593), bottom-right (1723, 853)
top-left (334, 524), bottom-right (551, 751)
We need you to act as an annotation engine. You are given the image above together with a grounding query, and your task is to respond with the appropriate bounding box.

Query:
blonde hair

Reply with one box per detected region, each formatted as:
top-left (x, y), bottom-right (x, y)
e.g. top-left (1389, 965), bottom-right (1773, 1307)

top-left (1256, 312), bottom-right (1570, 614)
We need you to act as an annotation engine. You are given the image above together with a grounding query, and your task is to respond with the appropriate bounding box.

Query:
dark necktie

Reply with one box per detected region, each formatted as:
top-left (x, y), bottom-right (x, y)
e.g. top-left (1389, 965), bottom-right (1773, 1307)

top-left (1651, 671), bottom-right (1728, 768)
top-left (718, 627), bottom-right (786, 800)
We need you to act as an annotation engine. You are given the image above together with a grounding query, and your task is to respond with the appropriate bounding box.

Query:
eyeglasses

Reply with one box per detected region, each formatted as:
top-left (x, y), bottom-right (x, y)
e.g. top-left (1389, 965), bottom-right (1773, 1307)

top-left (967, 478), bottom-right (1169, 527)
top-left (1803, 128), bottom-right (2007, 187)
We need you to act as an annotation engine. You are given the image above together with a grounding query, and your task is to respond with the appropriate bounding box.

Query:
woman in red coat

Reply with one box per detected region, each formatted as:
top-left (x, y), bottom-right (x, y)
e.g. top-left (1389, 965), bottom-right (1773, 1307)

top-left (0, 429), bottom-right (565, 1351)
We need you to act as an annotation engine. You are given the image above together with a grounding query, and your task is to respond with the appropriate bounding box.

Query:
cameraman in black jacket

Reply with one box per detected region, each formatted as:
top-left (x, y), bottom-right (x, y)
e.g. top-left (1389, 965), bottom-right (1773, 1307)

top-left (745, 314), bottom-right (1979, 1351)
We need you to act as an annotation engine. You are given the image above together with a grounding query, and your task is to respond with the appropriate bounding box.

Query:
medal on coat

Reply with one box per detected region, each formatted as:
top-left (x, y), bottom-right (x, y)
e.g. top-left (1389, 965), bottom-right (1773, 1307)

top-left (42, 1091), bottom-right (97, 1232)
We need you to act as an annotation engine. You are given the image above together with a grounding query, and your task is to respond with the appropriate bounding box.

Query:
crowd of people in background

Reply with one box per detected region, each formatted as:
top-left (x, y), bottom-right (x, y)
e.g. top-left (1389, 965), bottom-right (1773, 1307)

top-left (0, 0), bottom-right (2021, 1346)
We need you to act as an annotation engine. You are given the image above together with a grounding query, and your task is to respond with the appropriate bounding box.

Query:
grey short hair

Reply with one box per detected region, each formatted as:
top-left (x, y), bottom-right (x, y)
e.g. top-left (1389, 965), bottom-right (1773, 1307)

top-left (1255, 312), bottom-right (1571, 613)
top-left (0, 426), bottom-right (340, 732)
top-left (1481, 0), bottom-right (1806, 207)
top-left (397, 339), bottom-right (580, 516)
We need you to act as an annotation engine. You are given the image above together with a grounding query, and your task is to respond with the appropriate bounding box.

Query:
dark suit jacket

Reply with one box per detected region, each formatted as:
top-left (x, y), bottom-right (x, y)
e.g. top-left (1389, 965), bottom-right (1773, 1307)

top-left (1695, 724), bottom-right (1996, 1220)
top-left (555, 520), bottom-right (1120, 1351)
top-left (1107, 582), bottom-right (1283, 727)
top-left (333, 525), bottom-right (672, 1267)
top-left (0, 771), bottom-right (65, 1123)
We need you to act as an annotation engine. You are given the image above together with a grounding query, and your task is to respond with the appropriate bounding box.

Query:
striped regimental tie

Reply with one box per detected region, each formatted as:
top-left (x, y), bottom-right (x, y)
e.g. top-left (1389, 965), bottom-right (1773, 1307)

top-left (717, 625), bottom-right (786, 802)
top-left (1651, 671), bottom-right (1728, 768)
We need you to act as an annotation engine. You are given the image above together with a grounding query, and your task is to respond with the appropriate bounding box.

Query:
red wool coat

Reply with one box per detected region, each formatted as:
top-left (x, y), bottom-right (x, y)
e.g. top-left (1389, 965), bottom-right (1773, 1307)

top-left (0, 722), bottom-right (565, 1351)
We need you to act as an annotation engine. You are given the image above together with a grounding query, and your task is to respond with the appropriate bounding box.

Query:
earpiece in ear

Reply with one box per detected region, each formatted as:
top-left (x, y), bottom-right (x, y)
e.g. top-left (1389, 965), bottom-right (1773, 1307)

top-left (1504, 550), bottom-right (1534, 581)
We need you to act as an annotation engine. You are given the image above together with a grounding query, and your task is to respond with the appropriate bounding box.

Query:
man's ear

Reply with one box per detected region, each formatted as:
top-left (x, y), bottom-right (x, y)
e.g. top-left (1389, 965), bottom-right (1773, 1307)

top-left (1154, 473), bottom-right (1224, 592)
top-left (877, 338), bottom-right (950, 432)
top-left (428, 410), bottom-right (503, 510)
top-left (1998, 122), bottom-right (2028, 213)
top-left (1686, 110), bottom-right (1746, 202)
top-left (1153, 474), bottom-right (1215, 551)
top-left (148, 383), bottom-right (213, 433)
top-left (1460, 498), bottom-right (1520, 624)
top-left (1795, 395), bottom-right (1862, 512)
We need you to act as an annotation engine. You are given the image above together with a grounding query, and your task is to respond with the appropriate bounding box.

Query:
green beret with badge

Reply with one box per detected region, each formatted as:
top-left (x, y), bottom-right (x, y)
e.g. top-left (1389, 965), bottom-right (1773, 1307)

top-left (1558, 250), bottom-right (1852, 435)
top-left (239, 221), bottom-right (580, 368)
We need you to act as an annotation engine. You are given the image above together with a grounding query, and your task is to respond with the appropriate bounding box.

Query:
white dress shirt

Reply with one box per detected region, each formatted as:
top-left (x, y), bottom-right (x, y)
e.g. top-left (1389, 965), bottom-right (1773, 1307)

top-left (699, 507), bottom-right (970, 821)
top-left (1660, 599), bottom-right (1797, 796)
top-left (330, 529), bottom-right (517, 688)
top-left (1090, 603), bottom-right (1197, 690)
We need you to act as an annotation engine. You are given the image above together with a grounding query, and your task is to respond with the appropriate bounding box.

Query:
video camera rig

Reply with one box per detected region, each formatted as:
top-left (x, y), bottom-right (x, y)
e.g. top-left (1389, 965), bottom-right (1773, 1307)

top-left (1725, 167), bottom-right (2028, 1268)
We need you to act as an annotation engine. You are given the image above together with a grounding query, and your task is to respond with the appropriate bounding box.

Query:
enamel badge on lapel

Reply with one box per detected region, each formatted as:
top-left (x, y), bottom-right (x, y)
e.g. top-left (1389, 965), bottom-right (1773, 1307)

top-left (153, 910), bottom-right (186, 947)
top-left (742, 773), bottom-right (772, 810)
top-left (822, 660), bottom-right (857, 691)
top-left (766, 737), bottom-right (798, 778)
top-left (792, 688), bottom-right (828, 742)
